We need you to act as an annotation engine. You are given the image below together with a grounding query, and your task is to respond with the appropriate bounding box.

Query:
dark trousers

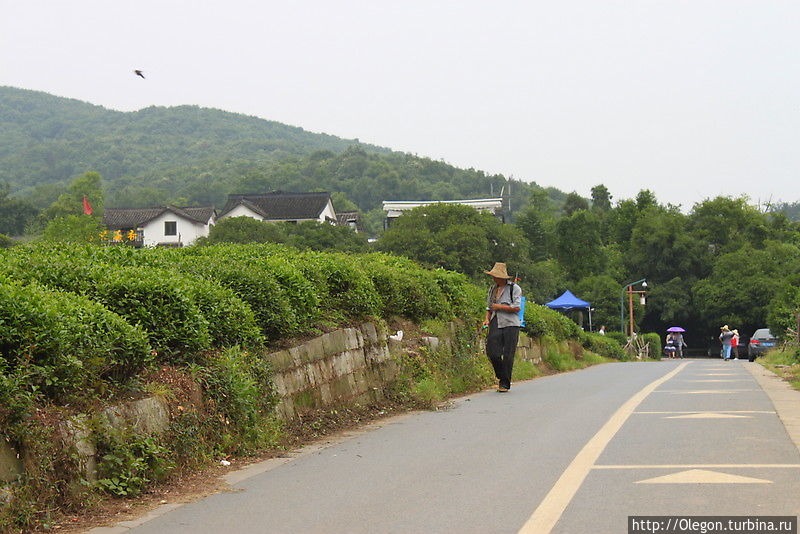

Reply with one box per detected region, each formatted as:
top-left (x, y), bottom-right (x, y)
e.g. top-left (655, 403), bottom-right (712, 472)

top-left (486, 316), bottom-right (519, 389)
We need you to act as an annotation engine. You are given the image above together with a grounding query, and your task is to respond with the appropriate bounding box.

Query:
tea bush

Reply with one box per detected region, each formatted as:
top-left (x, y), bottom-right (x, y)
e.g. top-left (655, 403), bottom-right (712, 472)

top-left (0, 253), bottom-right (211, 357)
top-left (523, 304), bottom-right (582, 341)
top-left (579, 331), bottom-right (628, 361)
top-left (0, 281), bottom-right (151, 398)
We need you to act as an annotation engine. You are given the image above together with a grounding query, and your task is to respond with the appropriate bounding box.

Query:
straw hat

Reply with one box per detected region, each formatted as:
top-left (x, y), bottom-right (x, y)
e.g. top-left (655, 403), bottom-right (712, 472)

top-left (484, 262), bottom-right (513, 279)
top-left (732, 329), bottom-right (739, 335)
top-left (720, 325), bottom-right (730, 331)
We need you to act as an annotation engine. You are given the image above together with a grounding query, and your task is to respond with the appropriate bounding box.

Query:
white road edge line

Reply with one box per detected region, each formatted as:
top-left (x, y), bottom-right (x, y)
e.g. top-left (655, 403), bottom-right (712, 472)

top-left (517, 362), bottom-right (690, 534)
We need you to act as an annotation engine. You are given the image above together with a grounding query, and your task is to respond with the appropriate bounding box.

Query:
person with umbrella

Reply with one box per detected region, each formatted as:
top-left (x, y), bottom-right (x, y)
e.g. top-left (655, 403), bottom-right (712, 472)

top-left (665, 327), bottom-right (687, 359)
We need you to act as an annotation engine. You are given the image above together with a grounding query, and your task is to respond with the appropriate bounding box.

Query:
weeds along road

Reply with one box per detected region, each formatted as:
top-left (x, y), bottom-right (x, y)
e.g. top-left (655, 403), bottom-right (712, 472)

top-left (113, 360), bottom-right (800, 534)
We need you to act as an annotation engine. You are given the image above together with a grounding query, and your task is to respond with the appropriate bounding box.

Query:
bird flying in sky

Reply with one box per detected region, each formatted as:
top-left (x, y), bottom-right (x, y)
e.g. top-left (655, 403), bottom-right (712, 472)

top-left (134, 70), bottom-right (145, 79)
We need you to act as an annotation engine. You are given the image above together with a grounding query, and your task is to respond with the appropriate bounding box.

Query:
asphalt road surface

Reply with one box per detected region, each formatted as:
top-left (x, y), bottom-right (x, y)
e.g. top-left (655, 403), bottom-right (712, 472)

top-left (120, 360), bottom-right (800, 534)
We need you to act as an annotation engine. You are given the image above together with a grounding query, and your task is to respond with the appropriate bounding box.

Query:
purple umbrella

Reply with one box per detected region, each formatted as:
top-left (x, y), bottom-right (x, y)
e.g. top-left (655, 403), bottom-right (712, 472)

top-left (667, 326), bottom-right (686, 332)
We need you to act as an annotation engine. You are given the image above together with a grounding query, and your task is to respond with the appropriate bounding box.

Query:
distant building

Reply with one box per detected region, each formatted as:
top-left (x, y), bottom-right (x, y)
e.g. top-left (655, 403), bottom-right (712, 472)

top-left (336, 211), bottom-right (363, 232)
top-left (381, 198), bottom-right (505, 228)
top-left (102, 206), bottom-right (216, 247)
top-left (218, 191), bottom-right (337, 224)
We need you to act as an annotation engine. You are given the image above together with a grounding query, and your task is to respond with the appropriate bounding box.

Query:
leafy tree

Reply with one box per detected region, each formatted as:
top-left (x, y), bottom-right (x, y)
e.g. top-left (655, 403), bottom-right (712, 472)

top-left (626, 208), bottom-right (711, 284)
top-left (590, 184), bottom-right (612, 212)
top-left (554, 210), bottom-right (606, 281)
top-left (691, 242), bottom-right (800, 335)
top-left (574, 275), bottom-right (621, 331)
top-left (377, 204), bottom-right (527, 278)
top-left (562, 192), bottom-right (589, 216)
top-left (520, 260), bottom-right (567, 304)
top-left (515, 204), bottom-right (555, 262)
top-left (284, 222), bottom-right (369, 253)
top-left (41, 214), bottom-right (104, 243)
top-left (41, 171), bottom-right (104, 222)
top-left (203, 216), bottom-right (288, 244)
top-left (331, 192), bottom-right (359, 213)
top-left (688, 196), bottom-right (771, 253)
top-left (0, 186), bottom-right (38, 235)
top-left (0, 234), bottom-right (16, 248)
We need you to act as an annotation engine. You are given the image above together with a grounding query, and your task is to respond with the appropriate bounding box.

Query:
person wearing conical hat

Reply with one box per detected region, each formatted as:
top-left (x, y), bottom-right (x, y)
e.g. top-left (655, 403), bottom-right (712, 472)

top-left (482, 262), bottom-right (523, 392)
top-left (719, 325), bottom-right (734, 361)
top-left (731, 329), bottom-right (740, 360)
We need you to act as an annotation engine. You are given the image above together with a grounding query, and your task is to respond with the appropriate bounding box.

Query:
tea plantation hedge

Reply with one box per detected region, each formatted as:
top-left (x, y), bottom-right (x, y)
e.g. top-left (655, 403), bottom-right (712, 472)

top-left (0, 280), bottom-right (151, 400)
top-left (0, 243), bottom-right (481, 395)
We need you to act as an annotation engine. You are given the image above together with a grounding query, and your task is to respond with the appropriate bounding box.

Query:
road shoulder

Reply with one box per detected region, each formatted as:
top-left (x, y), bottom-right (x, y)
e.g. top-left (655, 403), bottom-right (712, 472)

top-left (744, 362), bottom-right (800, 455)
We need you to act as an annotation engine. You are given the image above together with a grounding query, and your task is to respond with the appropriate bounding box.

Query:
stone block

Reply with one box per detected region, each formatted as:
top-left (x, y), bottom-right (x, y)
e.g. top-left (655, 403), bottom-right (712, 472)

top-left (421, 336), bottom-right (440, 352)
top-left (351, 367), bottom-right (370, 395)
top-left (518, 332), bottom-right (532, 348)
top-left (365, 343), bottom-right (390, 365)
top-left (287, 345), bottom-right (307, 368)
top-left (272, 374), bottom-right (289, 397)
top-left (319, 382), bottom-right (333, 404)
top-left (280, 367), bottom-right (310, 396)
top-left (360, 322), bottom-right (380, 345)
top-left (331, 374), bottom-right (357, 400)
top-left (60, 415), bottom-right (97, 482)
top-left (306, 336), bottom-right (328, 363)
top-left (331, 350), bottom-right (360, 377)
top-left (343, 328), bottom-right (363, 351)
top-left (0, 438), bottom-right (23, 483)
top-left (267, 350), bottom-right (294, 372)
top-left (103, 397), bottom-right (170, 435)
top-left (321, 330), bottom-right (348, 357)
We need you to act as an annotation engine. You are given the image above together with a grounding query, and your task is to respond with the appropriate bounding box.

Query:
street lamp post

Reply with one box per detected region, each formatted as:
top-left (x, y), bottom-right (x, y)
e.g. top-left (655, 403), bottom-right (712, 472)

top-left (619, 279), bottom-right (647, 337)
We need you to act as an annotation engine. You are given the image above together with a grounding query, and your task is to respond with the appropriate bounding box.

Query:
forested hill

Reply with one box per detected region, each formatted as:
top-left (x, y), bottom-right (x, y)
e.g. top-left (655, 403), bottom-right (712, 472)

top-left (0, 86), bottom-right (386, 197)
top-left (0, 86), bottom-right (564, 213)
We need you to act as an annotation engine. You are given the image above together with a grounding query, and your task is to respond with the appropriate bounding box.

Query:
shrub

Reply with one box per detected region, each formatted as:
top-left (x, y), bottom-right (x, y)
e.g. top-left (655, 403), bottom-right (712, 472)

top-left (641, 333), bottom-right (662, 359)
top-left (605, 331), bottom-right (628, 346)
top-left (193, 347), bottom-right (280, 453)
top-left (0, 234), bottom-right (15, 248)
top-left (523, 304), bottom-right (582, 341)
top-left (0, 281), bottom-right (151, 398)
top-left (0, 253), bottom-right (211, 358)
top-left (580, 331), bottom-right (627, 360)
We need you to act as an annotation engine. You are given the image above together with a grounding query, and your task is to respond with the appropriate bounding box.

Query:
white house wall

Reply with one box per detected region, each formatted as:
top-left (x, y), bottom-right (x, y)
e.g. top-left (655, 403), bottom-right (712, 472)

top-left (320, 200), bottom-right (336, 223)
top-left (219, 205), bottom-right (264, 221)
top-left (141, 212), bottom-right (212, 247)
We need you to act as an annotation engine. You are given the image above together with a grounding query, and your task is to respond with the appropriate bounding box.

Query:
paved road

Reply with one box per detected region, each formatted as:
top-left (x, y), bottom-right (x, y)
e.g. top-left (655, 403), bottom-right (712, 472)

top-left (117, 360), bottom-right (800, 534)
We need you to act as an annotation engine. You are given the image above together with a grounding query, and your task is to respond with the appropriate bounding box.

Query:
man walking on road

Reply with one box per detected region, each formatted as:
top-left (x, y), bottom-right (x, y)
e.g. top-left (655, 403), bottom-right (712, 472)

top-left (720, 324), bottom-right (735, 360)
top-left (483, 262), bottom-right (522, 392)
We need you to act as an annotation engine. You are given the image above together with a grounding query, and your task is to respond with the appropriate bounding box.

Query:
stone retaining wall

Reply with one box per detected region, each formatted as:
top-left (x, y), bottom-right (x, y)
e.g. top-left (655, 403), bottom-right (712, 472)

top-left (0, 322), bottom-right (558, 484)
top-left (266, 322), bottom-right (400, 419)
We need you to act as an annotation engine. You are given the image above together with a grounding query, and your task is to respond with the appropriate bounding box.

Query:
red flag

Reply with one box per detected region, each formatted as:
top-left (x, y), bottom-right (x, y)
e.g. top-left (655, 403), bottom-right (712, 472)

top-left (82, 195), bottom-right (93, 215)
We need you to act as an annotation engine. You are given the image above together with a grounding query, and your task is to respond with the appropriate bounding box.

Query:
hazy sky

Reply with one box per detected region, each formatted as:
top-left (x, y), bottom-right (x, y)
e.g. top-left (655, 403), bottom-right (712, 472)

top-left (2, 1), bottom-right (799, 207)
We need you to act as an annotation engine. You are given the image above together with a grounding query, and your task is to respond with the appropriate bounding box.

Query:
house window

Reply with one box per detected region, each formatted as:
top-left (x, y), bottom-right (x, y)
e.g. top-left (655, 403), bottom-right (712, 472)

top-left (164, 221), bottom-right (177, 236)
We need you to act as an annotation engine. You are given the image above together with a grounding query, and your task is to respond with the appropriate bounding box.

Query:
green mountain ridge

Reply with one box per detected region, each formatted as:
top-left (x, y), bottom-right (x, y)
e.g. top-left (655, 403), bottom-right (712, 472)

top-left (0, 86), bottom-right (385, 194)
top-left (0, 86), bottom-right (564, 215)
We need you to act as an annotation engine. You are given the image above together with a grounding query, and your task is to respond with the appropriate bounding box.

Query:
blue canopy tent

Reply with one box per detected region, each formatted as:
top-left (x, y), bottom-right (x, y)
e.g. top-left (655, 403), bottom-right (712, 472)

top-left (545, 290), bottom-right (593, 332)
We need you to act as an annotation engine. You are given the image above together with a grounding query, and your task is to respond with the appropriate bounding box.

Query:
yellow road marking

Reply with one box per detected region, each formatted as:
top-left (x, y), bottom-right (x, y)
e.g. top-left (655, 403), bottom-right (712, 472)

top-left (635, 469), bottom-right (772, 484)
top-left (684, 379), bottom-right (752, 382)
top-left (634, 411), bottom-right (774, 414)
top-left (655, 389), bottom-right (758, 394)
top-left (664, 413), bottom-right (751, 419)
top-left (594, 464), bottom-right (800, 469)
top-left (517, 362), bottom-right (689, 534)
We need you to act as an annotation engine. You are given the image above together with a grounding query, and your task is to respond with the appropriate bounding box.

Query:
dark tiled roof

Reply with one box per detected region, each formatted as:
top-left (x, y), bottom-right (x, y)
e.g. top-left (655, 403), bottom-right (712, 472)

top-left (336, 211), bottom-right (363, 231)
top-left (220, 191), bottom-right (331, 220)
top-left (103, 206), bottom-right (215, 229)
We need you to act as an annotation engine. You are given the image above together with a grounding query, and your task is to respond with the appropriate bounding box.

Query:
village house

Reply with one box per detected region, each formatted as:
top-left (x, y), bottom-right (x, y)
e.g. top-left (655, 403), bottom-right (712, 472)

top-left (102, 206), bottom-right (216, 247)
top-left (381, 198), bottom-right (505, 228)
top-left (218, 191), bottom-right (337, 224)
